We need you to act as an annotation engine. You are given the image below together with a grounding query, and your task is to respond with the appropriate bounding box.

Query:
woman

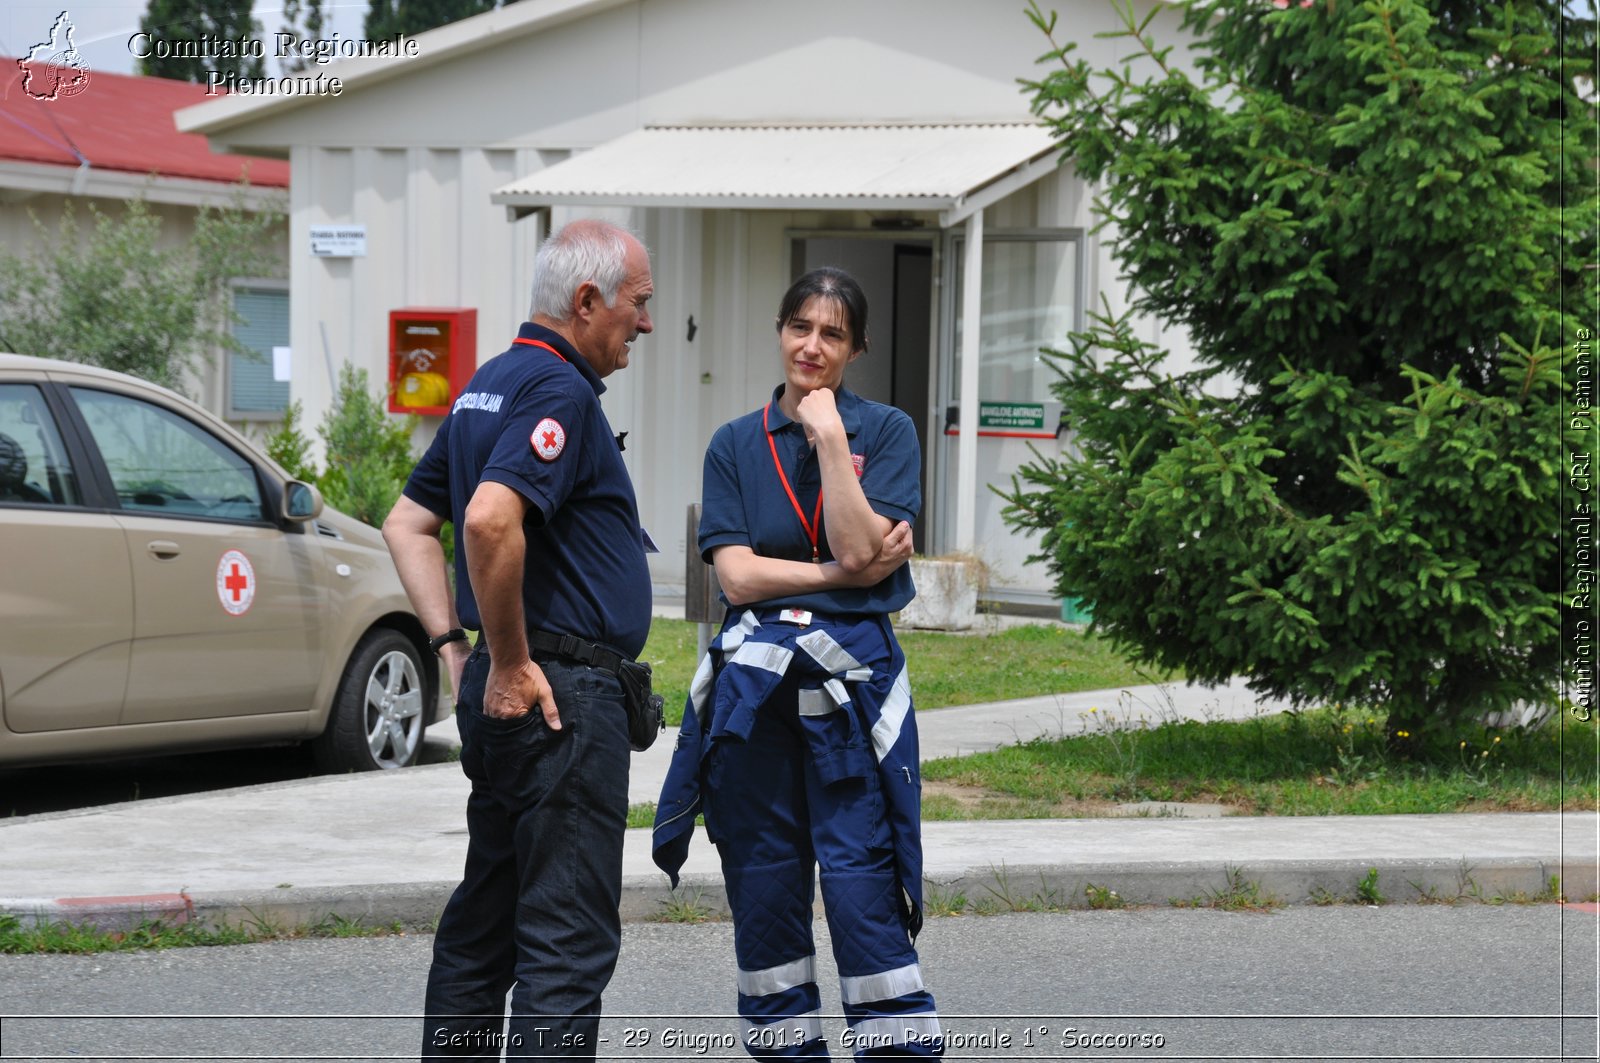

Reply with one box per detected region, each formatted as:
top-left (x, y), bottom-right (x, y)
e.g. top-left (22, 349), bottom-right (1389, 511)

top-left (654, 268), bottom-right (943, 1059)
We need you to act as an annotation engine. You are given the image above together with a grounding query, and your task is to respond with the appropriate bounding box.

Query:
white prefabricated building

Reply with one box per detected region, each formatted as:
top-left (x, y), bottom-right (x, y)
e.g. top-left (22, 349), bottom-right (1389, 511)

top-left (179, 0), bottom-right (1196, 606)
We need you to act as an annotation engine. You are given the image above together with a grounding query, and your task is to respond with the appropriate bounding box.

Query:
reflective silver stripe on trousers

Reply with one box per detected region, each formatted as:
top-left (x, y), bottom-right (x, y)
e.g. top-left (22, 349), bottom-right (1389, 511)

top-left (797, 679), bottom-right (852, 717)
top-left (717, 610), bottom-right (763, 653)
top-left (797, 688), bottom-right (833, 717)
top-left (795, 629), bottom-right (863, 676)
top-left (730, 640), bottom-right (794, 676)
top-left (796, 672), bottom-right (857, 714)
top-left (825, 677), bottom-right (850, 708)
top-left (848, 1013), bottom-right (942, 1046)
top-left (688, 652), bottom-right (715, 719)
top-left (839, 962), bottom-right (925, 1005)
top-left (737, 954), bottom-right (817, 997)
top-left (741, 1011), bottom-right (824, 1049)
top-left (870, 665), bottom-right (912, 761)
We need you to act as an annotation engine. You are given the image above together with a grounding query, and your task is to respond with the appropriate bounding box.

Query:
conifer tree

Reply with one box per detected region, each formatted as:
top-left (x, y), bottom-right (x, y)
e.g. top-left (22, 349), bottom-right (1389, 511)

top-left (1006, 0), bottom-right (1596, 738)
top-left (364, 0), bottom-right (499, 41)
top-left (276, 0), bottom-right (326, 73)
top-left (137, 0), bottom-right (265, 82)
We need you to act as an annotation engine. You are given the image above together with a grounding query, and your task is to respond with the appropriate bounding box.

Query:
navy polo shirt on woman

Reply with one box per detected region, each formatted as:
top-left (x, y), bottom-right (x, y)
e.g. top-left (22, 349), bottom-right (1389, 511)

top-left (403, 321), bottom-right (652, 658)
top-left (698, 385), bottom-right (921, 616)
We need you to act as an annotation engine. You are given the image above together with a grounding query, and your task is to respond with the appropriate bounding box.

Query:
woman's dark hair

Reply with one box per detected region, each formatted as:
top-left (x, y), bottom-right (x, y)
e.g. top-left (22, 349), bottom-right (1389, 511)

top-left (774, 267), bottom-right (869, 354)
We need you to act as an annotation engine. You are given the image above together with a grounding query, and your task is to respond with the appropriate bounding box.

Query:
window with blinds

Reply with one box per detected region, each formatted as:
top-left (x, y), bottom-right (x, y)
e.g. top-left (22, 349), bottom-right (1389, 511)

top-left (230, 287), bottom-right (290, 417)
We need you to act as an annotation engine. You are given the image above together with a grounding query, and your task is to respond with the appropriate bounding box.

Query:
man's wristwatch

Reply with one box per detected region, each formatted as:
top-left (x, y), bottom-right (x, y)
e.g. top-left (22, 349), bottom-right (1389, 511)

top-left (428, 628), bottom-right (469, 655)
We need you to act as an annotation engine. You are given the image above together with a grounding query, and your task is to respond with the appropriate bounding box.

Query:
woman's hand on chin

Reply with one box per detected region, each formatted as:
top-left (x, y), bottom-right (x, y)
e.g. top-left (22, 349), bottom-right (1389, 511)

top-left (795, 387), bottom-right (844, 447)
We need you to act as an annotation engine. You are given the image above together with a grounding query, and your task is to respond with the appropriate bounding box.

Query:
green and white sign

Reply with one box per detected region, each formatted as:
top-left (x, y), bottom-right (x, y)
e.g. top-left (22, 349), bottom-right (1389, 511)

top-left (978, 402), bottom-right (1047, 431)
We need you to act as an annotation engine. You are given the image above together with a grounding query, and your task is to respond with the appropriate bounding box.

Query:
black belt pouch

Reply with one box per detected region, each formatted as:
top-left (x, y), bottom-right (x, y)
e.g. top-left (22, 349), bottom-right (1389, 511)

top-left (617, 659), bottom-right (664, 752)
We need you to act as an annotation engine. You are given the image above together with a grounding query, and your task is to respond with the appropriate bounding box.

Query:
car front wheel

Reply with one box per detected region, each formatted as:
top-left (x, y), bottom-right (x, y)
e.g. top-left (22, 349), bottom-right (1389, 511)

top-left (313, 629), bottom-right (429, 772)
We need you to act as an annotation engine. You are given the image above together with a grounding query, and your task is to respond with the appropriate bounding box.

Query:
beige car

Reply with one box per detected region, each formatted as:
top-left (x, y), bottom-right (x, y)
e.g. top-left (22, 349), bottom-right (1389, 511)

top-left (0, 353), bottom-right (446, 772)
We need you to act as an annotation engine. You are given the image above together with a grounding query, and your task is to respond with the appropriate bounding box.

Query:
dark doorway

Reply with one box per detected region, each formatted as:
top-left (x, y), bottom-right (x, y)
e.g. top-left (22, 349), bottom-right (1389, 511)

top-left (794, 236), bottom-right (935, 550)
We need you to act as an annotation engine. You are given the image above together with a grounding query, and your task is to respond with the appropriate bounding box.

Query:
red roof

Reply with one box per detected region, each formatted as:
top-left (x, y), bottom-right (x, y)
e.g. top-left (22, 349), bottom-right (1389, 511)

top-left (0, 60), bottom-right (288, 188)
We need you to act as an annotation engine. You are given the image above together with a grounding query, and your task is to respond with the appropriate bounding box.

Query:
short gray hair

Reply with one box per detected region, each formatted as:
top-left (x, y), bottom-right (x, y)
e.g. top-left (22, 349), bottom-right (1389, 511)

top-left (527, 219), bottom-right (641, 321)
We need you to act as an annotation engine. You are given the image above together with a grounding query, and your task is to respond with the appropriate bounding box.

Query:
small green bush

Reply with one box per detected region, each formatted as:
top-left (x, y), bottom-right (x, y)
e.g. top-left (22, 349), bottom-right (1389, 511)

top-left (262, 366), bottom-right (421, 532)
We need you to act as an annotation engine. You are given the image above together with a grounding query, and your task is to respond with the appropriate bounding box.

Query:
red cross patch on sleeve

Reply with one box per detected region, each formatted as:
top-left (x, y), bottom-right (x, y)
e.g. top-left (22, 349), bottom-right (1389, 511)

top-left (851, 453), bottom-right (865, 477)
top-left (531, 417), bottom-right (567, 462)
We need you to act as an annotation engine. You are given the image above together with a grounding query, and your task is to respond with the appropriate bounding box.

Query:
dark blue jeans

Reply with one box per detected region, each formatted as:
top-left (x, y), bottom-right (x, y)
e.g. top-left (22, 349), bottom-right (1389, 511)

top-left (422, 646), bottom-right (631, 1061)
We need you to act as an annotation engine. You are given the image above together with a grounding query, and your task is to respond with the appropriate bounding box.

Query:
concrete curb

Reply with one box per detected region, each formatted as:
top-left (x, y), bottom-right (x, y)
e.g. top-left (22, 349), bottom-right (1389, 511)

top-left (1, 884), bottom-right (456, 934)
top-left (1, 892), bottom-right (195, 932)
top-left (918, 856), bottom-right (1592, 910)
top-left (7, 854), bottom-right (1590, 935)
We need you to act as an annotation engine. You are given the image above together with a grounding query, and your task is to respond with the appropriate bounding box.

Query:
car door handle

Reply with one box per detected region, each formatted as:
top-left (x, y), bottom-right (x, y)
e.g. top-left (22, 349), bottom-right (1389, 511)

top-left (147, 540), bottom-right (181, 560)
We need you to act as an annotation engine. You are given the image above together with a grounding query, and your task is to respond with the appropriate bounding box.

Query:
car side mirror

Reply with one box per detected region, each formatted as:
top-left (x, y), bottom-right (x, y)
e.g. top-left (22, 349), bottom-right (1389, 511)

top-left (283, 480), bottom-right (323, 522)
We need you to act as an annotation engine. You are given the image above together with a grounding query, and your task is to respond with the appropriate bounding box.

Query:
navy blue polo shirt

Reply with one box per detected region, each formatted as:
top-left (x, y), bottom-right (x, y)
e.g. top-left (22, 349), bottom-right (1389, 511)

top-left (698, 385), bottom-right (920, 615)
top-left (403, 322), bottom-right (652, 658)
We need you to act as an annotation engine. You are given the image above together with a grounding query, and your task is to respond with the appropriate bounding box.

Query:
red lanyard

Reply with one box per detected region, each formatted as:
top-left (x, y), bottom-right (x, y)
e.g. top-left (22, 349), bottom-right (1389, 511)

top-left (763, 402), bottom-right (824, 562)
top-left (512, 337), bottom-right (568, 362)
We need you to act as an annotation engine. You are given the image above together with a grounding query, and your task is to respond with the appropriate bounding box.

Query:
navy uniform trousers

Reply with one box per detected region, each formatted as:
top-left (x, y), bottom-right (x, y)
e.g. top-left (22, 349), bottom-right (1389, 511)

top-left (424, 645), bottom-right (631, 1060)
top-left (655, 611), bottom-right (943, 1059)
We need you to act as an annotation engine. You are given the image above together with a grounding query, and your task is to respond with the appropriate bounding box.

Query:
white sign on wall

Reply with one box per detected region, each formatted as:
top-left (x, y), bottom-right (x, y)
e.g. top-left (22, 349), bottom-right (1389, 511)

top-left (309, 225), bottom-right (367, 257)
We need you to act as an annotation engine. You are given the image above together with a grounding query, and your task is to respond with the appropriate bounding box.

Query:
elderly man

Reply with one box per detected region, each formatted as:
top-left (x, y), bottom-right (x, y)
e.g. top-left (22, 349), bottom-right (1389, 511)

top-left (383, 218), bottom-right (655, 1060)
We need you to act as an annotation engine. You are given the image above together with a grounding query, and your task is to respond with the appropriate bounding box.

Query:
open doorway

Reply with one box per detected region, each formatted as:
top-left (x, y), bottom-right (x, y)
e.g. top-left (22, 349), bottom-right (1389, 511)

top-left (791, 235), bottom-right (935, 551)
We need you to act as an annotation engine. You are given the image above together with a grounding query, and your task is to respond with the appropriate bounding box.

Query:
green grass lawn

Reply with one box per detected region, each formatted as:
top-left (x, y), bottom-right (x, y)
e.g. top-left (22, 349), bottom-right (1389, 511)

top-left (634, 616), bottom-right (1590, 821)
top-left (920, 704), bottom-right (1598, 819)
top-left (637, 617), bottom-right (1169, 726)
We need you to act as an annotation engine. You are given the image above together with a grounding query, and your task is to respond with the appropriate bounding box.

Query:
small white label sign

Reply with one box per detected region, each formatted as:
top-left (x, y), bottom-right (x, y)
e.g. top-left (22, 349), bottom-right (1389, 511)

top-left (271, 346), bottom-right (292, 382)
top-left (309, 225), bottom-right (367, 257)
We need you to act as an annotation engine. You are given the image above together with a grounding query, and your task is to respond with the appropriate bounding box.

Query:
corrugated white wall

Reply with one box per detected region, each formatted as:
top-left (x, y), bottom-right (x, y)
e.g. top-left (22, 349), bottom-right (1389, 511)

top-left (285, 144), bottom-right (538, 447)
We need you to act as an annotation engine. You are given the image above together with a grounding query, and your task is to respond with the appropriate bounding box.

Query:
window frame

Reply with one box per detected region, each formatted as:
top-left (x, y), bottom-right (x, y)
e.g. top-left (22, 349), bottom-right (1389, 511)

top-left (226, 277), bottom-right (292, 423)
top-left (0, 382), bottom-right (87, 508)
top-left (66, 383), bottom-right (276, 528)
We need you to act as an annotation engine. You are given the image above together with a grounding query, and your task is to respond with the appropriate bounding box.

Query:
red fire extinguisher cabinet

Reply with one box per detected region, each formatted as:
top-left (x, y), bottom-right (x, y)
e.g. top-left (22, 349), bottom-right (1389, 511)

top-left (387, 307), bottom-right (476, 416)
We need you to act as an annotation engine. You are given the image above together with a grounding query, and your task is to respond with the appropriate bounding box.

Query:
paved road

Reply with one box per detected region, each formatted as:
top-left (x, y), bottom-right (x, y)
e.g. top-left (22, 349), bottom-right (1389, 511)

top-left (1, 907), bottom-right (1595, 1061)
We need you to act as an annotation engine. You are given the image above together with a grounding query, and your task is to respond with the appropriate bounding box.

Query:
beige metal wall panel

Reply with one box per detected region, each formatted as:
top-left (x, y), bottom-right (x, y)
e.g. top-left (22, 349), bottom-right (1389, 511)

top-left (461, 149), bottom-right (524, 342)
top-left (351, 147), bottom-right (411, 428)
top-left (293, 146), bottom-right (354, 432)
top-left (623, 207), bottom-right (705, 572)
top-left (190, 4), bottom-right (644, 153)
top-left (738, 212), bottom-right (794, 416)
top-left (703, 209), bottom-right (754, 453)
top-left (290, 144), bottom-right (538, 468)
top-left (637, 0), bottom-right (1058, 126)
top-left (409, 149), bottom-right (458, 302)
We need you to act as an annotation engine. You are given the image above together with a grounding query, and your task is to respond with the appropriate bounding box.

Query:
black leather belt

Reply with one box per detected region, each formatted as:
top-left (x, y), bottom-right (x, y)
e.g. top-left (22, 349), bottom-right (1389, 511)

top-left (527, 629), bottom-right (628, 676)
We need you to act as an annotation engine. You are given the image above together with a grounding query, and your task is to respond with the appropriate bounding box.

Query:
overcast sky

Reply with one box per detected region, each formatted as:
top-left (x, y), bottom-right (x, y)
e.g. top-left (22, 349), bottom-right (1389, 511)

top-left (3, 2), bottom-right (369, 78)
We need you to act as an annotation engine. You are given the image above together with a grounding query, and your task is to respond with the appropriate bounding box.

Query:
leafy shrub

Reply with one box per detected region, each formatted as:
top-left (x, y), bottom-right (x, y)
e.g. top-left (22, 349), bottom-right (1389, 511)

top-left (0, 196), bottom-right (283, 394)
top-left (263, 366), bottom-right (421, 531)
